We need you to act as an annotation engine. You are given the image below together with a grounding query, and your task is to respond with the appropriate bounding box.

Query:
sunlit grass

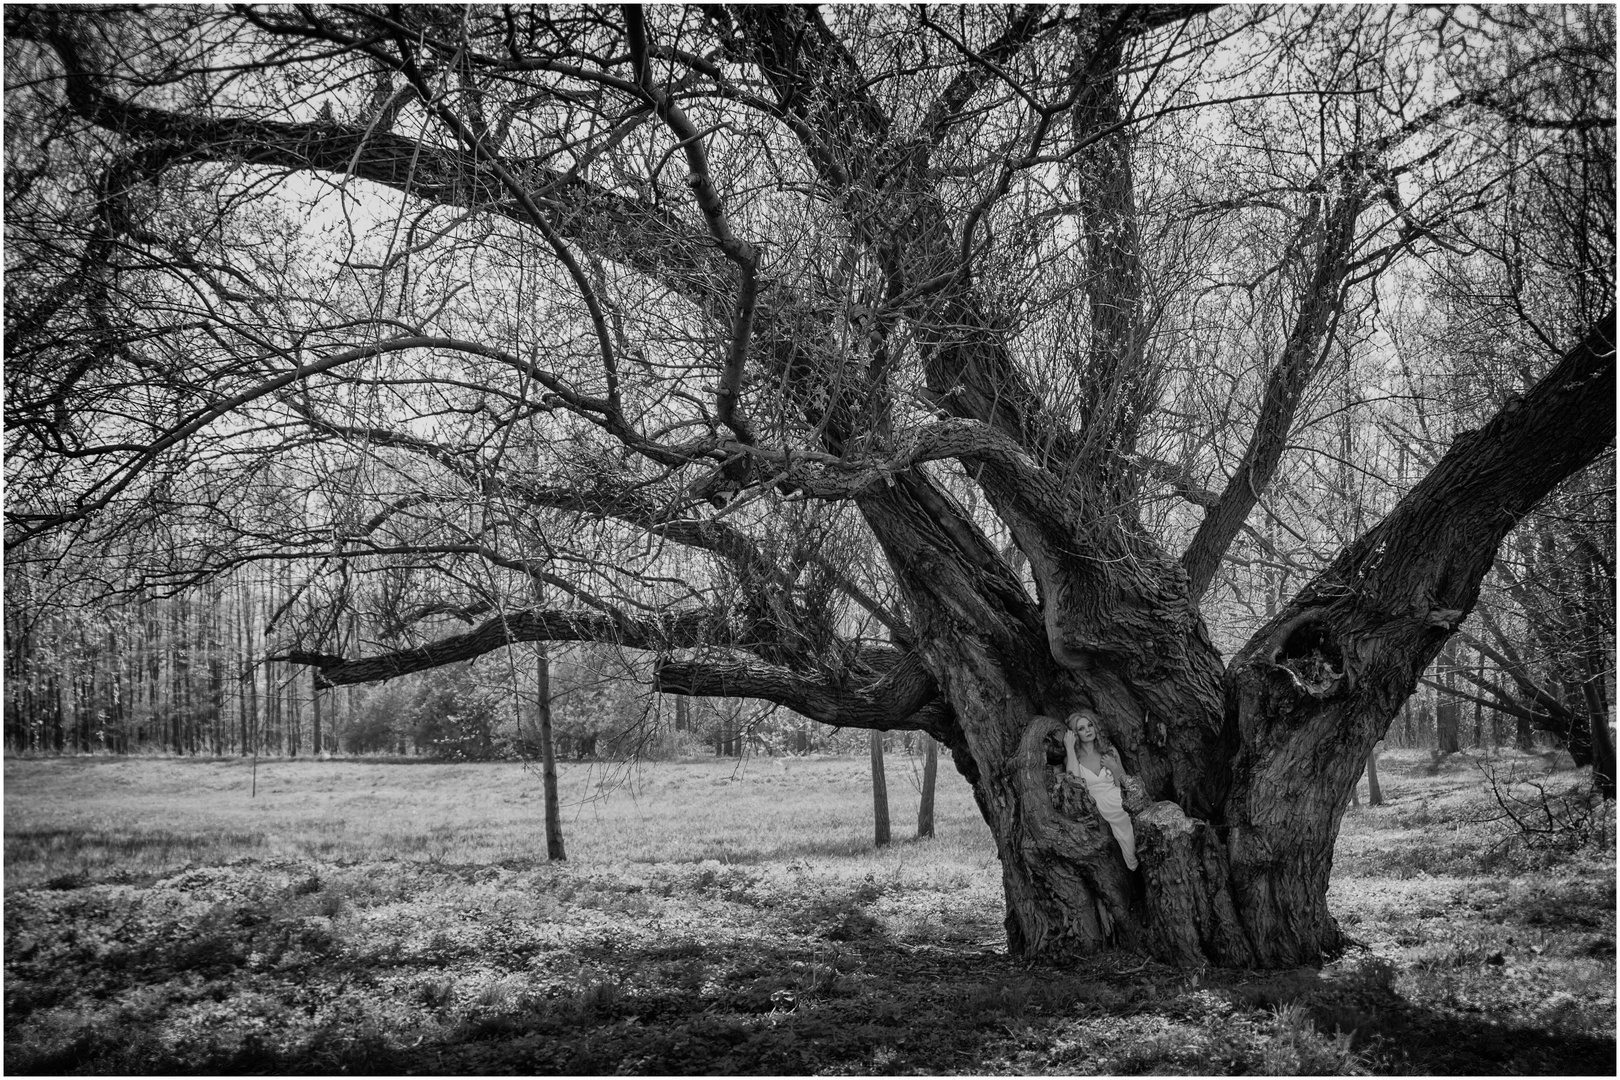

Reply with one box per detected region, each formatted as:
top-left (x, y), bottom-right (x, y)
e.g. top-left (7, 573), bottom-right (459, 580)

top-left (1324, 747), bottom-right (1615, 1066)
top-left (3, 750), bottom-right (996, 889)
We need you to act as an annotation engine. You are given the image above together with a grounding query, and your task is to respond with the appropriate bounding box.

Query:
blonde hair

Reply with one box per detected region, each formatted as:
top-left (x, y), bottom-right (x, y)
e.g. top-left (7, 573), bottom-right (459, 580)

top-left (1064, 708), bottom-right (1117, 755)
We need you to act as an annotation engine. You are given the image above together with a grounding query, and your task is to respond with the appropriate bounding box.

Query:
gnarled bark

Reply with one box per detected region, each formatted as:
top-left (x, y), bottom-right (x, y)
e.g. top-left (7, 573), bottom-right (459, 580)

top-left (1218, 312), bottom-right (1615, 964)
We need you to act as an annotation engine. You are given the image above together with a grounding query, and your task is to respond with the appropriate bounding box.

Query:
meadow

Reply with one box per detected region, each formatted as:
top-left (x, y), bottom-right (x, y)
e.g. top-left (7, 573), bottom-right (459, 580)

top-left (4, 747), bottom-right (1614, 1075)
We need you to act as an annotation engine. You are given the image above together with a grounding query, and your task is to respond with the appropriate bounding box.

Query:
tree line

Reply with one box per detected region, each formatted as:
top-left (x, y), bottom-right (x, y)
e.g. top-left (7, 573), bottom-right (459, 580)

top-left (5, 558), bottom-right (1603, 766)
top-left (3, 565), bottom-right (832, 760)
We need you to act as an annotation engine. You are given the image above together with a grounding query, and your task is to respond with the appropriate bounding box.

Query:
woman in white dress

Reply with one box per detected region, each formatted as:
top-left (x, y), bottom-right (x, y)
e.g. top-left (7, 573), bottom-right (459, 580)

top-left (1062, 709), bottom-right (1139, 870)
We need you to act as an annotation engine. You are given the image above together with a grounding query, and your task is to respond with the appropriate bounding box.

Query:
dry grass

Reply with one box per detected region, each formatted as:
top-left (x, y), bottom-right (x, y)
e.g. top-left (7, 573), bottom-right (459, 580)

top-left (4, 746), bottom-right (1613, 1075)
top-left (4, 752), bottom-right (993, 885)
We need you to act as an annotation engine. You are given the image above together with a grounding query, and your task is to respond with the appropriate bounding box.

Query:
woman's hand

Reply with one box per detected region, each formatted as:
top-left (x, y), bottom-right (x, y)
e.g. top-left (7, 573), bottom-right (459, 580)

top-left (1103, 748), bottom-right (1124, 775)
top-left (1063, 729), bottom-right (1077, 751)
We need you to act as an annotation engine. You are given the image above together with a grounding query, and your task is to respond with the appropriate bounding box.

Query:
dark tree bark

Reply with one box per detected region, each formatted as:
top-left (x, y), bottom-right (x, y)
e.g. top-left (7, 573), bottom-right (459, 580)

top-left (1436, 698), bottom-right (1462, 755)
top-left (1218, 314), bottom-right (1614, 963)
top-left (537, 644), bottom-right (566, 861)
top-left (871, 730), bottom-right (891, 848)
top-left (311, 672), bottom-right (322, 757)
top-left (1584, 679), bottom-right (1615, 801)
top-left (1365, 746), bottom-right (1383, 807)
top-left (917, 735), bottom-right (939, 839)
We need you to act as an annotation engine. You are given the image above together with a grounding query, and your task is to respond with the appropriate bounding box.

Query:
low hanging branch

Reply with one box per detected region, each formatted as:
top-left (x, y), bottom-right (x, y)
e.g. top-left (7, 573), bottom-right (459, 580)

top-left (279, 604), bottom-right (949, 734)
top-left (277, 607), bottom-right (712, 688)
top-left (654, 646), bottom-right (947, 735)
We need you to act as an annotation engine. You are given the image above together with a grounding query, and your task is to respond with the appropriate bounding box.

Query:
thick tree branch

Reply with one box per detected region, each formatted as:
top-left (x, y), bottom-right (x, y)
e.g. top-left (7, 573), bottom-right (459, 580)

top-left (1305, 311), bottom-right (1614, 622)
top-left (280, 598), bottom-right (947, 735)
top-left (11, 7), bottom-right (736, 312)
top-left (654, 646), bottom-right (950, 735)
top-left (278, 606), bottom-right (715, 688)
top-left (1068, 16), bottom-right (1150, 493)
top-left (1227, 309), bottom-right (1616, 838)
top-left (731, 6), bottom-right (893, 192)
top-left (1138, 455), bottom-right (1222, 507)
top-left (1181, 179), bottom-right (1366, 602)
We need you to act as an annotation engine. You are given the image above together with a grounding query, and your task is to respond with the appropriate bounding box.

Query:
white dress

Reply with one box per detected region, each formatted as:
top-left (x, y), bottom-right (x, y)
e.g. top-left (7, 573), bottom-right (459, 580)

top-left (1076, 760), bottom-right (1139, 870)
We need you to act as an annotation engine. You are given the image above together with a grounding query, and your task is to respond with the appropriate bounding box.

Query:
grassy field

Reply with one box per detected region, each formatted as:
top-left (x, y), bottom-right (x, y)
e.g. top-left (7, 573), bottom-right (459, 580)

top-left (4, 747), bottom-right (1614, 1075)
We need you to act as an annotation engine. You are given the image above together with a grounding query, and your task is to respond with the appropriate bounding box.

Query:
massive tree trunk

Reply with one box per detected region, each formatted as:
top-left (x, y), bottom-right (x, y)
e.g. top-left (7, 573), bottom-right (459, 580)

top-left (1210, 314), bottom-right (1614, 964)
top-left (845, 315), bottom-right (1614, 967)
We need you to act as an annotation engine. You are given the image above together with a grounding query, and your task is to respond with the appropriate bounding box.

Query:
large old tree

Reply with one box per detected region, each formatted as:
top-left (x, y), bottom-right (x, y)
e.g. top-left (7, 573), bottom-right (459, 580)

top-left (5, 5), bottom-right (1613, 967)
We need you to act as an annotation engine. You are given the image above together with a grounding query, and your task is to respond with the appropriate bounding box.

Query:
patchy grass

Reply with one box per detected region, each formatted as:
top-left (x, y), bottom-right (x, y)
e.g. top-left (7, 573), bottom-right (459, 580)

top-left (4, 747), bottom-right (1613, 1074)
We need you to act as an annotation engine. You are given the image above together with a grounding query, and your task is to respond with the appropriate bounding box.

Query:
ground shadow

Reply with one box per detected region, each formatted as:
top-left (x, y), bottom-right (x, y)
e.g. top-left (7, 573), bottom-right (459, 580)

top-left (98, 931), bottom-right (1603, 1077)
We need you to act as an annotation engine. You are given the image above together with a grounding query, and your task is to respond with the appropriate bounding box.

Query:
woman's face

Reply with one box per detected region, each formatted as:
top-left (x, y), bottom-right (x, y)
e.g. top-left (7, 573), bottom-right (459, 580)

top-left (1068, 713), bottom-right (1097, 741)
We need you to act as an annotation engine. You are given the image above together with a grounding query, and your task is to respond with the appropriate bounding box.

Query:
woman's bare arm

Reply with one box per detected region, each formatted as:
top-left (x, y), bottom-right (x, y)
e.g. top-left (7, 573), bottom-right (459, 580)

top-left (1063, 730), bottom-right (1082, 778)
